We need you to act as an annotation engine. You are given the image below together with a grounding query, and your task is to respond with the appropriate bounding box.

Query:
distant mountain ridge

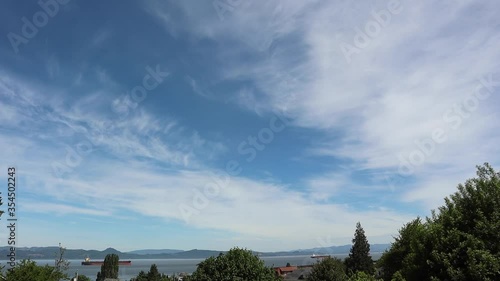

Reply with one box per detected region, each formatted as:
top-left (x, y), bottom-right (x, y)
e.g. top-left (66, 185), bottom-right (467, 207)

top-left (126, 249), bottom-right (184, 255)
top-left (0, 244), bottom-right (390, 260)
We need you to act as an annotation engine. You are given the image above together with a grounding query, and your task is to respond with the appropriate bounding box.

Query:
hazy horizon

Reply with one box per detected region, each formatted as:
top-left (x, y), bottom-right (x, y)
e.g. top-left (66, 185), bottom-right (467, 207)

top-left (4, 242), bottom-right (392, 254)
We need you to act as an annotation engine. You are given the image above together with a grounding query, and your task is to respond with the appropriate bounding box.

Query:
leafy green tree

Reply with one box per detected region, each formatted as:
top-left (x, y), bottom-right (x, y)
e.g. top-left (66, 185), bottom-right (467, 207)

top-left (75, 275), bottom-right (92, 281)
top-left (347, 271), bottom-right (382, 281)
top-left (96, 254), bottom-right (119, 281)
top-left (307, 257), bottom-right (348, 281)
top-left (389, 271), bottom-right (405, 281)
top-left (4, 243), bottom-right (71, 281)
top-left (377, 218), bottom-right (429, 281)
top-left (4, 259), bottom-right (66, 281)
top-left (345, 222), bottom-right (374, 275)
top-left (190, 247), bottom-right (279, 281)
top-left (379, 163), bottom-right (500, 281)
top-left (426, 163), bottom-right (500, 280)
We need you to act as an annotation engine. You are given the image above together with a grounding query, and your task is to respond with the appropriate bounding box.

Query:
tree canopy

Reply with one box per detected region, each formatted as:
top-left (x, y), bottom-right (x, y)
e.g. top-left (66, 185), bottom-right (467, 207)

top-left (3, 259), bottom-right (66, 281)
top-left (130, 264), bottom-right (171, 281)
top-left (190, 247), bottom-right (279, 281)
top-left (75, 274), bottom-right (92, 281)
top-left (96, 254), bottom-right (120, 281)
top-left (308, 257), bottom-right (348, 281)
top-left (379, 163), bottom-right (500, 281)
top-left (345, 222), bottom-right (374, 275)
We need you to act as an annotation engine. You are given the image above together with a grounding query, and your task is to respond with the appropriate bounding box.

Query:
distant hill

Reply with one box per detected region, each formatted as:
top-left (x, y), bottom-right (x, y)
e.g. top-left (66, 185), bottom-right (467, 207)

top-left (0, 244), bottom-right (390, 260)
top-left (257, 243), bottom-right (390, 257)
top-left (126, 249), bottom-right (183, 255)
top-left (0, 247), bottom-right (223, 260)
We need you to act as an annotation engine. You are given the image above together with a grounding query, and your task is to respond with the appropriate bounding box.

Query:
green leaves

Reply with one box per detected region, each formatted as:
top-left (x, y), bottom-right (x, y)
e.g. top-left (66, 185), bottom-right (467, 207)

top-left (308, 257), bottom-right (348, 281)
top-left (345, 222), bottom-right (374, 275)
top-left (97, 254), bottom-right (119, 281)
top-left (76, 275), bottom-right (92, 281)
top-left (348, 271), bottom-right (382, 281)
top-left (130, 265), bottom-right (171, 281)
top-left (147, 264), bottom-right (161, 281)
top-left (4, 259), bottom-right (66, 281)
top-left (190, 247), bottom-right (279, 281)
top-left (379, 163), bottom-right (500, 281)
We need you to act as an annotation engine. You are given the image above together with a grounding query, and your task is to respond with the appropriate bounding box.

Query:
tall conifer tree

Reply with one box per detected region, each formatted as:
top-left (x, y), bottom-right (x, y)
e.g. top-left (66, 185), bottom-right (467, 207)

top-left (345, 222), bottom-right (374, 275)
top-left (96, 254), bottom-right (119, 281)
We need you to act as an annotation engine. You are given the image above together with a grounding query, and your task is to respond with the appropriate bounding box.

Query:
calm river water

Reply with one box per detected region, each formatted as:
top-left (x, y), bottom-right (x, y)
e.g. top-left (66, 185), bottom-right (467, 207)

top-left (32, 253), bottom-right (382, 280)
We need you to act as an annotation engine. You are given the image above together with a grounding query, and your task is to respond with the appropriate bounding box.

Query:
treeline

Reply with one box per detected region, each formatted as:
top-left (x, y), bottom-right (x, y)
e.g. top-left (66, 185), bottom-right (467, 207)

top-left (377, 163), bottom-right (500, 281)
top-left (306, 163), bottom-right (500, 281)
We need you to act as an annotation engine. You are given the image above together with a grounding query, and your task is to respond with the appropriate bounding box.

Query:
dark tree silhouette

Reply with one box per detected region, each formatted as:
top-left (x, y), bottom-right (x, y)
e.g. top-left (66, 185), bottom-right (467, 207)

top-left (96, 254), bottom-right (119, 281)
top-left (345, 222), bottom-right (374, 275)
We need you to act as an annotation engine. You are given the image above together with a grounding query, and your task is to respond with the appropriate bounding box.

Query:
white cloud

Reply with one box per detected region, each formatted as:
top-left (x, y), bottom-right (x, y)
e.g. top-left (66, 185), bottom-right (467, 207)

top-left (21, 157), bottom-right (413, 251)
top-left (23, 202), bottom-right (112, 217)
top-left (0, 69), bottom-right (225, 170)
top-left (148, 0), bottom-right (500, 210)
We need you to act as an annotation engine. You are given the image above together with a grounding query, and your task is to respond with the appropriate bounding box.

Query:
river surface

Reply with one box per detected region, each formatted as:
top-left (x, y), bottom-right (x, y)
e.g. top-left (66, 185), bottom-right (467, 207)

top-left (31, 253), bottom-right (382, 280)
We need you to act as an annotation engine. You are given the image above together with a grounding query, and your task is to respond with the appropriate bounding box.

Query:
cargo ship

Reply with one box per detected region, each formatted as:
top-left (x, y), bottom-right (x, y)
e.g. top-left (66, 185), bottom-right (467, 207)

top-left (81, 257), bottom-right (132, 266)
top-left (311, 254), bottom-right (330, 258)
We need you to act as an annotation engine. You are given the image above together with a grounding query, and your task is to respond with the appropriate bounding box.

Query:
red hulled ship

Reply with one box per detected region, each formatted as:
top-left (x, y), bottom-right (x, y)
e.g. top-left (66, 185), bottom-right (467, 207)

top-left (81, 257), bottom-right (132, 266)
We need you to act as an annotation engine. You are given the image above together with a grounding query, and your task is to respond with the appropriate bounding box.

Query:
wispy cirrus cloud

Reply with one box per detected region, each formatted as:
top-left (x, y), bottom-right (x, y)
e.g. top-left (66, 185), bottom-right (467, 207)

top-left (148, 0), bottom-right (500, 210)
top-left (0, 63), bottom-right (412, 251)
top-left (1, 0), bottom-right (499, 252)
top-left (0, 67), bottom-right (226, 173)
top-left (18, 156), bottom-right (413, 250)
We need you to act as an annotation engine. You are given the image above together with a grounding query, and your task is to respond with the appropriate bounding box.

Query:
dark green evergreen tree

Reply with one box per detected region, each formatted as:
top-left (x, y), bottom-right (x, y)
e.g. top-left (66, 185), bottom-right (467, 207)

top-left (147, 264), bottom-right (162, 281)
top-left (130, 270), bottom-right (148, 281)
top-left (96, 254), bottom-right (119, 281)
top-left (345, 222), bottom-right (374, 275)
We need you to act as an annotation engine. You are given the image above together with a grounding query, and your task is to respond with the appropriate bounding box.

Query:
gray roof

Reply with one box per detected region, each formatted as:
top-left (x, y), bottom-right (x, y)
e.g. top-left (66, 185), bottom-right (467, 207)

top-left (283, 268), bottom-right (312, 280)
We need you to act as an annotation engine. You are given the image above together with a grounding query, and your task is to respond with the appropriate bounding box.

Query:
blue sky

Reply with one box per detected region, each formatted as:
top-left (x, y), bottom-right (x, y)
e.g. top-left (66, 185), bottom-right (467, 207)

top-left (0, 0), bottom-right (499, 252)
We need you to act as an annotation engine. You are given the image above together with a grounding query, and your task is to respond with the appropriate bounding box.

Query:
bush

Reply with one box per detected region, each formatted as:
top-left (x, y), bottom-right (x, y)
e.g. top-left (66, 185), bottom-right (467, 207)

top-left (308, 257), bottom-right (348, 281)
top-left (190, 247), bottom-right (279, 281)
top-left (348, 271), bottom-right (382, 281)
top-left (4, 259), bottom-right (66, 281)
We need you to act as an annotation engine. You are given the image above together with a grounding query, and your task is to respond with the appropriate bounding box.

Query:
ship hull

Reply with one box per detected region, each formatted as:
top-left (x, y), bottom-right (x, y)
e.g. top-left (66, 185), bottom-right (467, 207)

top-left (81, 261), bottom-right (132, 266)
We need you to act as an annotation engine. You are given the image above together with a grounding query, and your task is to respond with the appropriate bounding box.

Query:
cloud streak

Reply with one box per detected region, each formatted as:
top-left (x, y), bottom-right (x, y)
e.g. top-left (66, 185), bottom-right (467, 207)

top-left (149, 0), bottom-right (500, 210)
